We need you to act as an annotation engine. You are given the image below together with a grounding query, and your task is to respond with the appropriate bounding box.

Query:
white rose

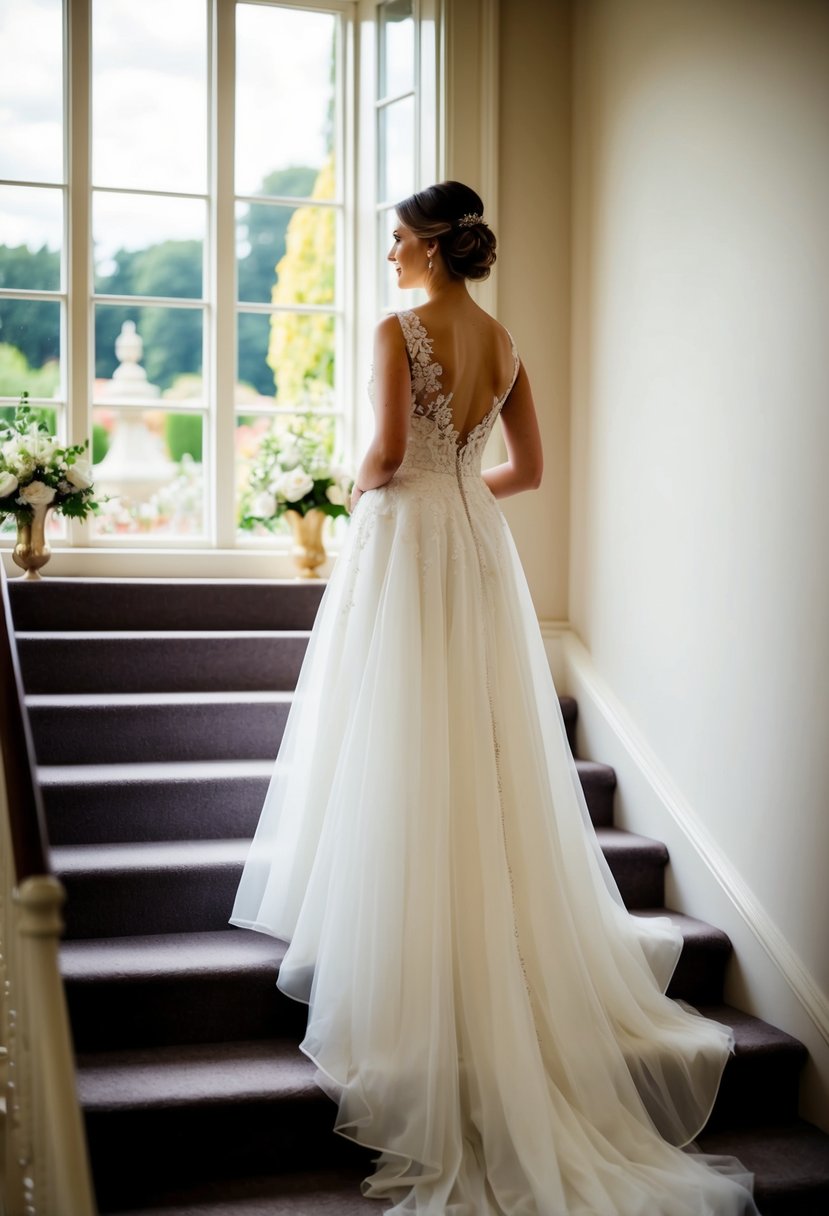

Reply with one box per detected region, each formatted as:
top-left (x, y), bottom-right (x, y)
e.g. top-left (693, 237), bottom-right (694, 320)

top-left (66, 459), bottom-right (94, 490)
top-left (278, 466), bottom-right (314, 503)
top-left (33, 435), bottom-right (59, 465)
top-left (251, 490), bottom-right (277, 518)
top-left (19, 480), bottom-right (57, 506)
top-left (3, 438), bottom-right (33, 478)
top-left (0, 471), bottom-right (19, 497)
top-left (325, 483), bottom-right (346, 506)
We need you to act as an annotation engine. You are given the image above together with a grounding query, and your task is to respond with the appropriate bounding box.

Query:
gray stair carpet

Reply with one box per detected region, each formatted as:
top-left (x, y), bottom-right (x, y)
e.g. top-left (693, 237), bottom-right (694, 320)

top-left (9, 578), bottom-right (829, 1215)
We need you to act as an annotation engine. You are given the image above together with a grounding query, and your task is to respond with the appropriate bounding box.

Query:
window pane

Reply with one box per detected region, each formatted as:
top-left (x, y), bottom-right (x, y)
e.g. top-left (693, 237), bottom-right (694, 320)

top-left (237, 313), bottom-right (275, 402)
top-left (0, 404), bottom-right (59, 432)
top-left (380, 0), bottom-right (414, 98)
top-left (237, 311), bottom-right (336, 411)
top-left (236, 5), bottom-right (337, 199)
top-left (92, 0), bottom-right (207, 193)
top-left (270, 311), bottom-right (336, 410)
top-left (0, 0), bottom-right (63, 183)
top-left (237, 202), bottom-right (335, 306)
top-left (94, 192), bottom-right (204, 299)
top-left (0, 505), bottom-right (65, 540)
top-left (379, 96), bottom-right (415, 205)
top-left (94, 306), bottom-right (203, 400)
top-left (0, 299), bottom-right (61, 399)
top-left (0, 186), bottom-right (62, 292)
top-left (92, 407), bottom-right (205, 536)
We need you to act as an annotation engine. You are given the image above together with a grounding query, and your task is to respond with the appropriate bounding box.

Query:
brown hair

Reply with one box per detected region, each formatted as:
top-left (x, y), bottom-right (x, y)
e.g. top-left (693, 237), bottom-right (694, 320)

top-left (395, 181), bottom-right (497, 281)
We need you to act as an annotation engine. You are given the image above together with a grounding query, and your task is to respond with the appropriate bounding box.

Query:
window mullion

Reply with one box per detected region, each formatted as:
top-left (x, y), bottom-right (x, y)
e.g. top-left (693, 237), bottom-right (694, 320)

top-left (67, 0), bottom-right (93, 548)
top-left (211, 0), bottom-right (237, 549)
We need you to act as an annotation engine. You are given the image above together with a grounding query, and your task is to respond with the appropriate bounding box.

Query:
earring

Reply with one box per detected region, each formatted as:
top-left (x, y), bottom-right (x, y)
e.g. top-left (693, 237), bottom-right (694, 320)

top-left (428, 258), bottom-right (433, 271)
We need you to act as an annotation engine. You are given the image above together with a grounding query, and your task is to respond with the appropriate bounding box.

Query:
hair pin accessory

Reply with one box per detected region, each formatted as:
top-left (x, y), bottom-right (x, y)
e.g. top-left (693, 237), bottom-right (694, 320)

top-left (457, 212), bottom-right (484, 228)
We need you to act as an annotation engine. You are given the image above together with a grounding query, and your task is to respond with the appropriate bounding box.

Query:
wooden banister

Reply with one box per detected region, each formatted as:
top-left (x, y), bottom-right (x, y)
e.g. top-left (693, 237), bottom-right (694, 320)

top-left (0, 562), bottom-right (49, 881)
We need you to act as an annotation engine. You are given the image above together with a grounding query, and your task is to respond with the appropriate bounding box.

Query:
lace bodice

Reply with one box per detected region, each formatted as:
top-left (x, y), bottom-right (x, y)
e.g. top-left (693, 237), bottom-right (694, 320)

top-left (370, 310), bottom-right (519, 478)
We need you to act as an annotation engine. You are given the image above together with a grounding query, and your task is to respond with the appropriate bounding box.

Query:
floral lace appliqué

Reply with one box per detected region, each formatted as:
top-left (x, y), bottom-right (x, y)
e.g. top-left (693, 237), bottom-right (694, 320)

top-left (395, 310), bottom-right (518, 478)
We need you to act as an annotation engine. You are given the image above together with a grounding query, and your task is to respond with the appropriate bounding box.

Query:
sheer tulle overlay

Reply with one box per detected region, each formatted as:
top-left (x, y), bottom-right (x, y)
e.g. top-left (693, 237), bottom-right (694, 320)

top-left (231, 311), bottom-right (758, 1215)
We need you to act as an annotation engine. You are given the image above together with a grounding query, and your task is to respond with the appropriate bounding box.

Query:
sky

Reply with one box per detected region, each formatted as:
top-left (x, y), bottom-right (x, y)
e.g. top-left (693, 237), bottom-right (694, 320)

top-left (0, 0), bottom-right (336, 259)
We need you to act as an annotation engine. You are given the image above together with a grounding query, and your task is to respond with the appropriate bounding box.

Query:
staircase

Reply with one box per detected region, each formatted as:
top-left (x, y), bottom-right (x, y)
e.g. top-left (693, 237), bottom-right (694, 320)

top-left (9, 577), bottom-right (829, 1215)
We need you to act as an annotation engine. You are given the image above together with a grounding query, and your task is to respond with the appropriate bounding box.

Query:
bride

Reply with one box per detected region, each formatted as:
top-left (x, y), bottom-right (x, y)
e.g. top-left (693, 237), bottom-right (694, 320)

top-left (231, 180), bottom-right (758, 1215)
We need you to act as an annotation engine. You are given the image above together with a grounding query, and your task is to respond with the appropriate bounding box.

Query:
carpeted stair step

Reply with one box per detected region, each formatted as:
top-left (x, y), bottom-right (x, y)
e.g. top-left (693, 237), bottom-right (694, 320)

top-left (77, 1013), bottom-right (812, 1212)
top-left (27, 692), bottom-right (292, 765)
top-left (16, 631), bottom-right (311, 694)
top-left (593, 826), bottom-right (668, 908)
top-left (53, 828), bottom-right (667, 940)
top-left (99, 1167), bottom-right (389, 1215)
top-left (53, 839), bottom-right (250, 938)
top-left (61, 912), bottom-right (732, 1054)
top-left (62, 929), bottom-right (304, 1050)
top-left (571, 758), bottom-right (616, 826)
top-left (29, 692), bottom-right (579, 768)
top-left (40, 754), bottom-right (612, 846)
top-left (635, 909), bottom-right (732, 1005)
top-left (40, 760), bottom-right (276, 845)
top-left (78, 1038), bottom-right (371, 1211)
top-left (8, 578), bottom-right (326, 633)
top-left (559, 694), bottom-right (577, 754)
top-left (699, 1005), bottom-right (807, 1130)
top-left (697, 1122), bottom-right (829, 1216)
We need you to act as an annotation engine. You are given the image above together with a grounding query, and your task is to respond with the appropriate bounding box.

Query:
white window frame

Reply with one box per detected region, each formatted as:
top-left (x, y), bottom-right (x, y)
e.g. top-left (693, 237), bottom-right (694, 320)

top-left (0, 0), bottom-right (500, 578)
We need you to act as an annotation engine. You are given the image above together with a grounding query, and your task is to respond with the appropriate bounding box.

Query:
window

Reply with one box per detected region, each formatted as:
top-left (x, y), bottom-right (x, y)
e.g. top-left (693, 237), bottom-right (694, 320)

top-left (0, 0), bottom-right (440, 568)
top-left (0, 0), bottom-right (65, 534)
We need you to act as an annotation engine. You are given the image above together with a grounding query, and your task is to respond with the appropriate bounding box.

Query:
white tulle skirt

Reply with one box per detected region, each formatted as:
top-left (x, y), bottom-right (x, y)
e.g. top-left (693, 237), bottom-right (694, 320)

top-left (230, 469), bottom-right (758, 1215)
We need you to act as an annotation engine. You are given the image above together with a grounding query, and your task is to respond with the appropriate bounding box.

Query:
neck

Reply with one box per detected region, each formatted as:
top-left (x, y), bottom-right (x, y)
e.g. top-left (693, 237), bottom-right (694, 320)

top-left (424, 275), bottom-right (470, 305)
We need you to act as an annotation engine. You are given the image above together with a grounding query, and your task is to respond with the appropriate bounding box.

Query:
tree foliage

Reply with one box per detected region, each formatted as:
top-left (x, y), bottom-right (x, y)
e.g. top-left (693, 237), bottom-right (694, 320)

top-left (267, 155), bottom-right (336, 407)
top-left (0, 165), bottom-right (319, 401)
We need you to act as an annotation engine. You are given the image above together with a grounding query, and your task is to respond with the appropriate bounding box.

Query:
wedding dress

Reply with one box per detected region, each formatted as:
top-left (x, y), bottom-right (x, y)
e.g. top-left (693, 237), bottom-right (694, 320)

top-left (230, 309), bottom-right (758, 1215)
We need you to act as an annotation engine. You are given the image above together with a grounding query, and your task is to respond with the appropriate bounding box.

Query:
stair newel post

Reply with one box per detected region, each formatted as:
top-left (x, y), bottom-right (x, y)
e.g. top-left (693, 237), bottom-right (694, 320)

top-left (1, 791), bottom-right (29, 1216)
top-left (17, 875), bottom-right (96, 1216)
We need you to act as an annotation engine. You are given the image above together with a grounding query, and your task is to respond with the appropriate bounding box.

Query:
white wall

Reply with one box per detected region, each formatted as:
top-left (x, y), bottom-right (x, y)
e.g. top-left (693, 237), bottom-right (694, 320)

top-left (570, 0), bottom-right (829, 1117)
top-left (497, 0), bottom-right (572, 622)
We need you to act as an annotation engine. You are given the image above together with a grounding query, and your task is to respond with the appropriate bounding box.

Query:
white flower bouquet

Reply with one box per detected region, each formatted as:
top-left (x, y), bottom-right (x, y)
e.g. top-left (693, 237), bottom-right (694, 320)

top-left (0, 393), bottom-right (98, 523)
top-left (239, 416), bottom-right (353, 533)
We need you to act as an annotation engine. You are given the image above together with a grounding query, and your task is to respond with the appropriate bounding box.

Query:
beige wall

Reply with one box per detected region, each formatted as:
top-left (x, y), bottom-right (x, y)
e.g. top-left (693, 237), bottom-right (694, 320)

top-left (497, 0), bottom-right (572, 621)
top-left (570, 0), bottom-right (829, 1104)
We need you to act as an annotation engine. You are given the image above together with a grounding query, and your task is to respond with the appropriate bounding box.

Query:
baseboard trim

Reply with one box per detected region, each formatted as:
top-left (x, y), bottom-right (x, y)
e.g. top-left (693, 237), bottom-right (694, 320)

top-left (558, 627), bottom-right (829, 1050)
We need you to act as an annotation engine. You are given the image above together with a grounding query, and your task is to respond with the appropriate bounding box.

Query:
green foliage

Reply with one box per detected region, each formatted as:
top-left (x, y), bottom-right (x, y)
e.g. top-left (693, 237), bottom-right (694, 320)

top-left (237, 166), bottom-right (318, 396)
top-left (0, 243), bottom-right (60, 293)
top-left (0, 160), bottom-right (328, 425)
top-left (164, 412), bottom-right (203, 463)
top-left (95, 242), bottom-right (203, 390)
top-left (0, 343), bottom-right (60, 399)
top-left (92, 423), bottom-right (110, 464)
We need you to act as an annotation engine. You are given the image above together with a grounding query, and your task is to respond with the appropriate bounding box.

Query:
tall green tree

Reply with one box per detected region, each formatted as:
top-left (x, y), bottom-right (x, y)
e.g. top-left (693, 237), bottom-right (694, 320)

top-left (267, 155), bottom-right (336, 408)
top-left (237, 165), bottom-right (317, 395)
top-left (0, 244), bottom-right (61, 374)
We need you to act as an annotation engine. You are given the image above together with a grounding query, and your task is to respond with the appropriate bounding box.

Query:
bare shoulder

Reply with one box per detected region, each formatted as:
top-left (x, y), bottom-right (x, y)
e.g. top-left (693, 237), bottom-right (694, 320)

top-left (375, 313), bottom-right (406, 344)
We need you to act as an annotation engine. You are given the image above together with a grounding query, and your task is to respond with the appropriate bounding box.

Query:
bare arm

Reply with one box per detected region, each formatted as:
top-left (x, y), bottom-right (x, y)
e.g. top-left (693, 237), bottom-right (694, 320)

top-left (350, 316), bottom-right (411, 512)
top-left (482, 361), bottom-right (543, 498)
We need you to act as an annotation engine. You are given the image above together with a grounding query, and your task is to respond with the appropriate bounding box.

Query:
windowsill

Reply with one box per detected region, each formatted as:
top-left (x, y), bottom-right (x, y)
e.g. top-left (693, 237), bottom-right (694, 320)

top-left (0, 544), bottom-right (340, 582)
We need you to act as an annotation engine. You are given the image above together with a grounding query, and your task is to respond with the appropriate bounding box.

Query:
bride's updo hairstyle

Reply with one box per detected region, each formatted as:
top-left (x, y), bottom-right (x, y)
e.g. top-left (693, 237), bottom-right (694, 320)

top-left (395, 181), bottom-right (497, 281)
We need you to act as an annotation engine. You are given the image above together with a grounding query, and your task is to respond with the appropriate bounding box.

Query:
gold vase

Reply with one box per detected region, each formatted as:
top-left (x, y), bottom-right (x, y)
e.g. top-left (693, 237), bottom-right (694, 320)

top-left (12, 503), bottom-right (53, 580)
top-left (285, 507), bottom-right (327, 579)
